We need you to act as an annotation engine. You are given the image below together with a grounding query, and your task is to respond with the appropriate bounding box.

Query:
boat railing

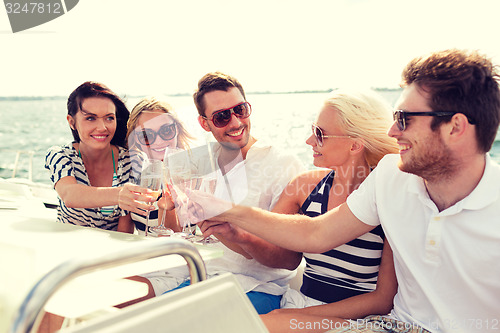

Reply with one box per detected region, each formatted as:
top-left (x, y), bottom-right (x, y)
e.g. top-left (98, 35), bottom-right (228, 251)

top-left (0, 149), bottom-right (59, 209)
top-left (9, 238), bottom-right (207, 333)
top-left (6, 150), bottom-right (35, 182)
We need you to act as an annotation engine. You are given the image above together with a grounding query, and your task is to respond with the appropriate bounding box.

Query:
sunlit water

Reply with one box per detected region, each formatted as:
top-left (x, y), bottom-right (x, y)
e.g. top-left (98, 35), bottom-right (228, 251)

top-left (1, 91), bottom-right (499, 184)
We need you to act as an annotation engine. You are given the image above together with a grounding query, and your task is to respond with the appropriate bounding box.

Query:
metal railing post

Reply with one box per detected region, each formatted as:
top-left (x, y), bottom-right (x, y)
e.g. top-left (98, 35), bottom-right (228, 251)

top-left (9, 238), bottom-right (207, 333)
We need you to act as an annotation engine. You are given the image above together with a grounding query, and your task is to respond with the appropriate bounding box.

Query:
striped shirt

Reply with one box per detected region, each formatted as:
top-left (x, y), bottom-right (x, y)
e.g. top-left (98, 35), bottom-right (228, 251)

top-left (44, 144), bottom-right (131, 230)
top-left (300, 170), bottom-right (385, 303)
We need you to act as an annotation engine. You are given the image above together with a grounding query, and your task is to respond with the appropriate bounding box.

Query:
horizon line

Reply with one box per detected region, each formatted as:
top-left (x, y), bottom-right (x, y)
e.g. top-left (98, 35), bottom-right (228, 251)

top-left (0, 87), bottom-right (403, 101)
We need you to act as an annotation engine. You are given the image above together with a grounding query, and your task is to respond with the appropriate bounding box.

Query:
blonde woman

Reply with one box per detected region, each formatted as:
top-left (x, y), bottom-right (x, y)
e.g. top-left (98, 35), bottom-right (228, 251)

top-left (200, 90), bottom-right (399, 332)
top-left (117, 97), bottom-right (194, 235)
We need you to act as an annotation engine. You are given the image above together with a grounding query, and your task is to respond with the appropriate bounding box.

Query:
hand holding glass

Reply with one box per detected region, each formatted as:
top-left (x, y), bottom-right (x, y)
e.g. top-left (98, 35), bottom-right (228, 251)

top-left (165, 145), bottom-right (220, 242)
top-left (149, 162), bottom-right (175, 236)
top-left (137, 159), bottom-right (163, 237)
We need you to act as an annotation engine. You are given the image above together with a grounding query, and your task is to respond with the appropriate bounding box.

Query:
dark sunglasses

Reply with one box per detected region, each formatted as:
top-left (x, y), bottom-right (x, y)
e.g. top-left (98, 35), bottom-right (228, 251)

top-left (136, 123), bottom-right (177, 146)
top-left (393, 110), bottom-right (475, 131)
top-left (312, 123), bottom-right (351, 147)
top-left (202, 102), bottom-right (252, 128)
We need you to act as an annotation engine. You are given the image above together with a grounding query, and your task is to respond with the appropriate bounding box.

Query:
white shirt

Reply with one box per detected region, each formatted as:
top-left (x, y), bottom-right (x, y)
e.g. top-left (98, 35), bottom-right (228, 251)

top-left (347, 154), bottom-right (500, 333)
top-left (146, 140), bottom-right (305, 296)
top-left (204, 140), bottom-right (306, 294)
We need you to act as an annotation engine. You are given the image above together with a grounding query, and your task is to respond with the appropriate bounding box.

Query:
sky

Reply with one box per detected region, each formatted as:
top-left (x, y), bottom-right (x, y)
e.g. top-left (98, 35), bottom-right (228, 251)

top-left (1, 0), bottom-right (500, 97)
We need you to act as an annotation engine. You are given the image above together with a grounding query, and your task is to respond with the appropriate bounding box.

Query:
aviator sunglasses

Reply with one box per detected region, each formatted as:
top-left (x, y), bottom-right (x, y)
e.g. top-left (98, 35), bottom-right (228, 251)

top-left (136, 123), bottom-right (177, 146)
top-left (393, 110), bottom-right (475, 131)
top-left (202, 102), bottom-right (252, 128)
top-left (312, 123), bottom-right (351, 147)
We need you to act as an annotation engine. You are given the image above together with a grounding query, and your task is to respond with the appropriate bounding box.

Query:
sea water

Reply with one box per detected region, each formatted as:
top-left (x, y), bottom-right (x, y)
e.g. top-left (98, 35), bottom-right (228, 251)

top-left (1, 91), bottom-right (499, 184)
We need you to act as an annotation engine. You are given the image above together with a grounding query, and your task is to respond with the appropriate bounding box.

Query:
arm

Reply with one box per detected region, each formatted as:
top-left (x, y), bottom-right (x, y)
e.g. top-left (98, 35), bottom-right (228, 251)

top-left (230, 231), bottom-right (303, 270)
top-left (157, 207), bottom-right (182, 233)
top-left (260, 240), bottom-right (397, 333)
top-left (224, 151), bottom-right (305, 269)
top-left (55, 177), bottom-right (156, 211)
top-left (117, 213), bottom-right (135, 234)
top-left (55, 176), bottom-right (121, 208)
top-left (45, 146), bottom-right (149, 210)
top-left (199, 172), bottom-right (326, 269)
top-left (207, 202), bottom-right (374, 254)
top-left (199, 222), bottom-right (302, 269)
top-left (276, 240), bottom-right (396, 317)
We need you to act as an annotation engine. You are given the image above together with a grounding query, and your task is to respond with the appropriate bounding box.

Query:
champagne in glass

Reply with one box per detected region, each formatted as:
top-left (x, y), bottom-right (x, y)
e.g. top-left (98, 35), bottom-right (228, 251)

top-left (165, 144), bottom-right (221, 242)
top-left (164, 148), bottom-right (196, 239)
top-left (139, 159), bottom-right (163, 237)
top-left (149, 161), bottom-right (175, 237)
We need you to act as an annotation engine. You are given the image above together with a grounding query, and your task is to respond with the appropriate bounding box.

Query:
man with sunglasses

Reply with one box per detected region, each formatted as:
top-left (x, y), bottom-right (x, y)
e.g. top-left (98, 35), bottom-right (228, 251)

top-left (154, 72), bottom-right (304, 315)
top-left (196, 50), bottom-right (500, 332)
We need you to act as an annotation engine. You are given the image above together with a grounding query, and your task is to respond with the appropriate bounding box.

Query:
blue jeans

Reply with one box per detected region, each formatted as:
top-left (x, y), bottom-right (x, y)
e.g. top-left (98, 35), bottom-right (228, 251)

top-left (164, 280), bottom-right (281, 315)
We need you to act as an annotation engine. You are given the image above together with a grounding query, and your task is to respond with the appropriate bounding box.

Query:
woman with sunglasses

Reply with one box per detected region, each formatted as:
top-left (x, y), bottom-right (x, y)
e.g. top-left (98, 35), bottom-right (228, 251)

top-left (45, 81), bottom-right (135, 231)
top-left (117, 97), bottom-right (194, 235)
top-left (234, 90), bottom-right (399, 332)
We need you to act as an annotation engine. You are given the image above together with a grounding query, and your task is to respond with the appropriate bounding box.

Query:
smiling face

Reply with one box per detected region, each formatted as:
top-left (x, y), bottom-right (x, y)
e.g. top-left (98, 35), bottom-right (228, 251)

top-left (198, 87), bottom-right (253, 155)
top-left (306, 105), bottom-right (354, 169)
top-left (67, 96), bottom-right (117, 151)
top-left (135, 112), bottom-right (177, 160)
top-left (388, 83), bottom-right (457, 180)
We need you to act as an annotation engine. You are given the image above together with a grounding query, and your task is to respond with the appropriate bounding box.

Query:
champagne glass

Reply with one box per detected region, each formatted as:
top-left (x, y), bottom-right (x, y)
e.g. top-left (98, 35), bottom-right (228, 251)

top-left (192, 174), bottom-right (220, 245)
top-left (137, 159), bottom-right (163, 237)
top-left (165, 144), bottom-right (219, 242)
top-left (148, 161), bottom-right (175, 237)
top-left (165, 148), bottom-right (196, 239)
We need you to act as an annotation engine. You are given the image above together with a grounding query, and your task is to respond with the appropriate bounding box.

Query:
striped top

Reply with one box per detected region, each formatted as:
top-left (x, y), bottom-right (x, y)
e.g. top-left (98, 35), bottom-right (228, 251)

top-left (45, 144), bottom-right (131, 230)
top-left (300, 170), bottom-right (385, 303)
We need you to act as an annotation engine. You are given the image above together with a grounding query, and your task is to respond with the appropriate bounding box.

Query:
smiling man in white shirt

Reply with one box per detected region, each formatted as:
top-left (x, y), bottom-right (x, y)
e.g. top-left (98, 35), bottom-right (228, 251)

top-left (140, 72), bottom-right (305, 315)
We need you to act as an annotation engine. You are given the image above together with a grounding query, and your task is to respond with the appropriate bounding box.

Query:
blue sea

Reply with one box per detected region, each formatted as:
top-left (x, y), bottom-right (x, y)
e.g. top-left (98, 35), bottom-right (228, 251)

top-left (1, 91), bottom-right (500, 185)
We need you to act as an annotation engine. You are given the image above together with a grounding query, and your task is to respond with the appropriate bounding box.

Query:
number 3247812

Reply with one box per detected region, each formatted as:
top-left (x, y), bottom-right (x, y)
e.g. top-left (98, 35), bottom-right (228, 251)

top-left (5, 2), bottom-right (62, 14)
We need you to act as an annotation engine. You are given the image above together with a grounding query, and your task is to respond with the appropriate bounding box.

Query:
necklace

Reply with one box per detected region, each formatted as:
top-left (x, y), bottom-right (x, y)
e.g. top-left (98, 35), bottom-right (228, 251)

top-left (78, 148), bottom-right (116, 174)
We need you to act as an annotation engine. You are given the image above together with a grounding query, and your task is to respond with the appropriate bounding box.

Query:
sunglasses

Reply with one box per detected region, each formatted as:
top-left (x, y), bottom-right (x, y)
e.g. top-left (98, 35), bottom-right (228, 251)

top-left (202, 102), bottom-right (252, 128)
top-left (312, 123), bottom-right (351, 147)
top-left (392, 110), bottom-right (475, 131)
top-left (136, 123), bottom-right (177, 146)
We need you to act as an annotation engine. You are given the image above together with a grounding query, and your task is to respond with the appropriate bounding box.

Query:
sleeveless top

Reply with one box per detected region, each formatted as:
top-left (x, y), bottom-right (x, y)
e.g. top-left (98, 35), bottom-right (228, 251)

top-left (300, 170), bottom-right (385, 303)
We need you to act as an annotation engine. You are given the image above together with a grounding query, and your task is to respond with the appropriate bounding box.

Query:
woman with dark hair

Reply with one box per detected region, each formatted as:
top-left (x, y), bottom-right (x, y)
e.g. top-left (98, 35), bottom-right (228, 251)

top-left (44, 81), bottom-right (136, 230)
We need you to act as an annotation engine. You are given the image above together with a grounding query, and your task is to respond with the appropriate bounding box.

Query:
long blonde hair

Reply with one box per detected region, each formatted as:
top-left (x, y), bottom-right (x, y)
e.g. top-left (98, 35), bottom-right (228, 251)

top-left (325, 89), bottom-right (399, 166)
top-left (126, 97), bottom-right (194, 149)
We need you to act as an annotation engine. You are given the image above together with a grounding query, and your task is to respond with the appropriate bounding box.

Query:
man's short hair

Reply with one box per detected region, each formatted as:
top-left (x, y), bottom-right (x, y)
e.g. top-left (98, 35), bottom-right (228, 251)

top-left (401, 49), bottom-right (500, 153)
top-left (193, 72), bottom-right (246, 117)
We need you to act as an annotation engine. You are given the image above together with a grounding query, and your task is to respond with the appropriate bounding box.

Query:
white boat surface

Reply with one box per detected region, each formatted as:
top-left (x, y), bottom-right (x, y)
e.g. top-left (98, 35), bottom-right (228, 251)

top-left (0, 152), bottom-right (268, 333)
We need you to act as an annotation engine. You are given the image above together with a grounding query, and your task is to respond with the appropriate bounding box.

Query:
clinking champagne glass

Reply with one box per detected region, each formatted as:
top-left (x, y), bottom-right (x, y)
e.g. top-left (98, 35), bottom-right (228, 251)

top-left (165, 148), bottom-right (196, 239)
top-left (149, 161), bottom-right (175, 237)
top-left (139, 159), bottom-right (163, 237)
top-left (165, 144), bottom-right (219, 242)
top-left (194, 174), bottom-right (220, 245)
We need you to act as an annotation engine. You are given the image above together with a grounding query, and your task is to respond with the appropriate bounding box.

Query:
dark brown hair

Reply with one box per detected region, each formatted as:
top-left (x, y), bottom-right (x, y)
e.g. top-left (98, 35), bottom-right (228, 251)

top-left (401, 49), bottom-right (500, 153)
top-left (193, 72), bottom-right (246, 117)
top-left (67, 81), bottom-right (129, 147)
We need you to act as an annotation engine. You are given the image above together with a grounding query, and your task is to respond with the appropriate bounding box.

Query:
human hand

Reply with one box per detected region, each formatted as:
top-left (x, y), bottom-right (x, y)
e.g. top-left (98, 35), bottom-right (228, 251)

top-left (198, 220), bottom-right (249, 244)
top-left (198, 220), bottom-right (252, 258)
top-left (118, 183), bottom-right (156, 215)
top-left (157, 184), bottom-right (175, 211)
top-left (175, 189), bottom-right (233, 225)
